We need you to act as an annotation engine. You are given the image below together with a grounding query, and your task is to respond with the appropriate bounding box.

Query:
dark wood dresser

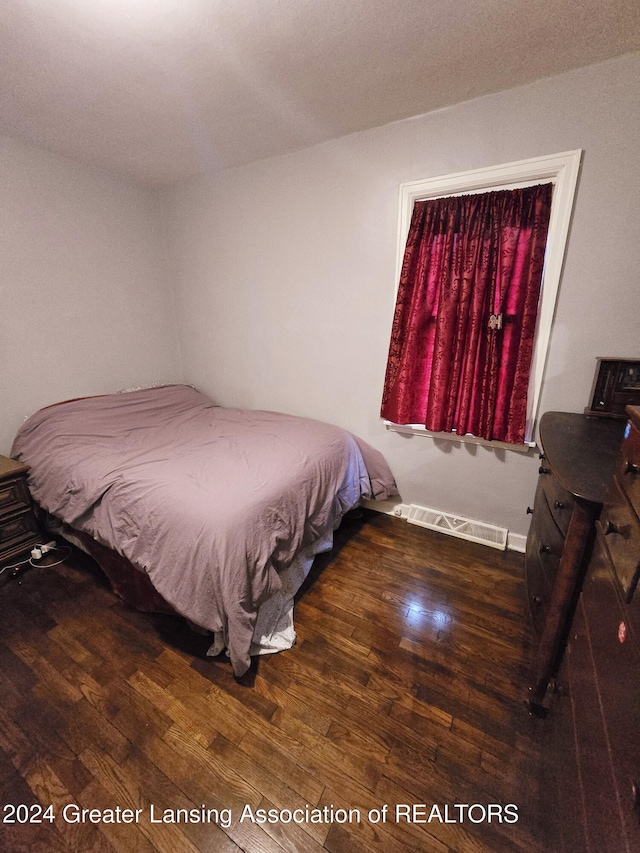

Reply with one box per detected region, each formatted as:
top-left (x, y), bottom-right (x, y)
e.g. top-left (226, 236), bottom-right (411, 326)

top-left (525, 412), bottom-right (622, 713)
top-left (550, 407), bottom-right (640, 852)
top-left (0, 455), bottom-right (40, 572)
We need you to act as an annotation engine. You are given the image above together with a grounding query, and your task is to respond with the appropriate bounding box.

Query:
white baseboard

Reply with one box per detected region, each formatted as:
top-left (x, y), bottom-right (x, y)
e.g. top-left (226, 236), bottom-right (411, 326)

top-left (364, 499), bottom-right (526, 553)
top-left (506, 532), bottom-right (527, 553)
top-left (363, 499), bottom-right (410, 519)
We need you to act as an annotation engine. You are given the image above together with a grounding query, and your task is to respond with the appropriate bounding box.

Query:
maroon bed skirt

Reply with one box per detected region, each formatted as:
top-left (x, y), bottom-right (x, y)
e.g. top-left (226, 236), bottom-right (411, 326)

top-left (68, 525), bottom-right (176, 615)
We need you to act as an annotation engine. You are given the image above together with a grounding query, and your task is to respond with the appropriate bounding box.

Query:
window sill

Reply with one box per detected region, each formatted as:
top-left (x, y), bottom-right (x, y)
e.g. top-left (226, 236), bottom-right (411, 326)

top-left (384, 421), bottom-right (537, 453)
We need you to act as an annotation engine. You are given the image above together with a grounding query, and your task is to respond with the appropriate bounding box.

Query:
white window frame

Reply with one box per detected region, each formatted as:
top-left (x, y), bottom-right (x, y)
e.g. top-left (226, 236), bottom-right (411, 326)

top-left (386, 149), bottom-right (582, 451)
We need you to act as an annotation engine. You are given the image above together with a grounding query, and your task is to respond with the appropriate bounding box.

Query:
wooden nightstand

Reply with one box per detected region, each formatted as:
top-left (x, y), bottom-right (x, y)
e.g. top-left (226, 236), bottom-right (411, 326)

top-left (0, 455), bottom-right (40, 569)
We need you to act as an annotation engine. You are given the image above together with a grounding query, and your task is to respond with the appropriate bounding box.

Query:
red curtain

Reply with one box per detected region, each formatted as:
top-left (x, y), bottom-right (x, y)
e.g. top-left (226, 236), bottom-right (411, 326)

top-left (381, 183), bottom-right (552, 444)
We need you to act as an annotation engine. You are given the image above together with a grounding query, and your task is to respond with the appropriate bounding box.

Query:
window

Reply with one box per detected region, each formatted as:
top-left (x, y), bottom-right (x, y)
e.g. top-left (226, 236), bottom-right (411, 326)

top-left (381, 151), bottom-right (582, 448)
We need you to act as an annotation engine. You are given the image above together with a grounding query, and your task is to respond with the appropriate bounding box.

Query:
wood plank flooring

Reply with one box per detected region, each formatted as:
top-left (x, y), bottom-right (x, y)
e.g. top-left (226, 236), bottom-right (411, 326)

top-left (0, 510), bottom-right (559, 852)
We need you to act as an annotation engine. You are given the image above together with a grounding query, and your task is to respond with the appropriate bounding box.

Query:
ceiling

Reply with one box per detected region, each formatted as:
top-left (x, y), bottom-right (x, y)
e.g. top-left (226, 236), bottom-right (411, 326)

top-left (1, 0), bottom-right (639, 186)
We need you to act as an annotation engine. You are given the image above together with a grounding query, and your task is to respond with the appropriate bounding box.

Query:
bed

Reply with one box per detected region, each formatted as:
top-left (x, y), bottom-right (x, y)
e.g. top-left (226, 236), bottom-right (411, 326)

top-left (11, 384), bottom-right (397, 676)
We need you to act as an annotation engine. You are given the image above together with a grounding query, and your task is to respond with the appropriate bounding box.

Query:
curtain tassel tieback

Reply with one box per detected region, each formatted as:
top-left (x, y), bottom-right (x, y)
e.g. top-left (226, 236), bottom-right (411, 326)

top-left (488, 313), bottom-right (503, 331)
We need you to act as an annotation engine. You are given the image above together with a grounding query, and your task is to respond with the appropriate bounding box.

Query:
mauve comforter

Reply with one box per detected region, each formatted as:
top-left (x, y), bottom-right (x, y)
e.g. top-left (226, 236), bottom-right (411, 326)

top-left (11, 385), bottom-right (397, 675)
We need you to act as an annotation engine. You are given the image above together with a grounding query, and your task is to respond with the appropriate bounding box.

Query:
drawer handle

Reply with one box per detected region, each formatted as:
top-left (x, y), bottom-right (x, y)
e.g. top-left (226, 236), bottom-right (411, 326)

top-left (624, 460), bottom-right (639, 476)
top-left (539, 466), bottom-right (551, 475)
top-left (554, 500), bottom-right (565, 510)
top-left (539, 544), bottom-right (552, 554)
top-left (526, 506), bottom-right (534, 515)
top-left (603, 520), bottom-right (619, 536)
top-left (531, 595), bottom-right (542, 605)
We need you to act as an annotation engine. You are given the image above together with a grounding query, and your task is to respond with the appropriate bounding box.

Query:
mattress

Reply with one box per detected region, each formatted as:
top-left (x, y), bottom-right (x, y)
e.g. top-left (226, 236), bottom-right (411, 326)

top-left (12, 384), bottom-right (397, 675)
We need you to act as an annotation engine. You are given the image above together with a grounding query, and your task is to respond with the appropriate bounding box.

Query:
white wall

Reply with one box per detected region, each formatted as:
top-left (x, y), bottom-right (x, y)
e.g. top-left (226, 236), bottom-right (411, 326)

top-left (162, 52), bottom-right (640, 539)
top-left (0, 135), bottom-right (182, 455)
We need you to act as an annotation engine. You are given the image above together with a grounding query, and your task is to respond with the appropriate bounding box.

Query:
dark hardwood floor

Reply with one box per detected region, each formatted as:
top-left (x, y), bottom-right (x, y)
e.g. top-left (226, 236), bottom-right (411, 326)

top-left (0, 510), bottom-right (559, 852)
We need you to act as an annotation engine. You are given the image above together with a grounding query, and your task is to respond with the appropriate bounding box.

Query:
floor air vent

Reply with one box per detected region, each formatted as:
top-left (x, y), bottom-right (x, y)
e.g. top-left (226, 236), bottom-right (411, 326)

top-left (407, 504), bottom-right (508, 551)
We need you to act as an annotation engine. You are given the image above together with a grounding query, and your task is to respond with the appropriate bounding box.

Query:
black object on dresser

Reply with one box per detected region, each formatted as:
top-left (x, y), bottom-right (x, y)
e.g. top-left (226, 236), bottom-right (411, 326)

top-left (525, 411), bottom-right (623, 714)
top-left (550, 406), bottom-right (640, 852)
top-left (585, 357), bottom-right (640, 419)
top-left (0, 455), bottom-right (40, 573)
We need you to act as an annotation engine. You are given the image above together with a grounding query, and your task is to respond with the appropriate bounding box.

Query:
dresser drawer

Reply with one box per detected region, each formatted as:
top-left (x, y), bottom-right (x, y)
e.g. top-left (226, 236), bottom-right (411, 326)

top-left (526, 489), bottom-right (565, 637)
top-left (617, 420), bottom-right (640, 509)
top-left (541, 474), bottom-right (575, 536)
top-left (532, 493), bottom-right (565, 582)
top-left (598, 478), bottom-right (640, 603)
top-left (0, 475), bottom-right (31, 516)
top-left (578, 540), bottom-right (640, 849)
top-left (525, 548), bottom-right (553, 636)
top-left (0, 507), bottom-right (39, 552)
